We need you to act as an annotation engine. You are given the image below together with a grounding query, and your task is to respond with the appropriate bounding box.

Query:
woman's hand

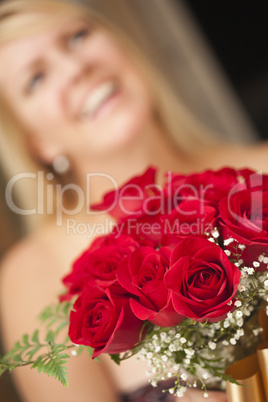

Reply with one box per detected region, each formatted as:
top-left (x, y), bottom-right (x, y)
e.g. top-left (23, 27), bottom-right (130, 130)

top-left (177, 388), bottom-right (227, 402)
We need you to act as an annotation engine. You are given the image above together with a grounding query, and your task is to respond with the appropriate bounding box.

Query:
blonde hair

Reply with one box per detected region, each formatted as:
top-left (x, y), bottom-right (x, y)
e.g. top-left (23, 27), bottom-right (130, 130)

top-left (0, 0), bottom-right (217, 230)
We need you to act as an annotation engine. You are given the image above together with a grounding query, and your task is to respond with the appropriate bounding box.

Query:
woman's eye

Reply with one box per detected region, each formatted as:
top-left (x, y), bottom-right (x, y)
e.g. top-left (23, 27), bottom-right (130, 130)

top-left (68, 28), bottom-right (89, 48)
top-left (27, 72), bottom-right (44, 93)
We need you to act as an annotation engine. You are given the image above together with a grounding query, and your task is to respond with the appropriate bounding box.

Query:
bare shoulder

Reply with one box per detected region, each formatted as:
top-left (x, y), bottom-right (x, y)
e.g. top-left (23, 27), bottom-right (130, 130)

top-left (0, 226), bottom-right (121, 402)
top-left (196, 140), bottom-right (268, 172)
top-left (0, 234), bottom-right (62, 348)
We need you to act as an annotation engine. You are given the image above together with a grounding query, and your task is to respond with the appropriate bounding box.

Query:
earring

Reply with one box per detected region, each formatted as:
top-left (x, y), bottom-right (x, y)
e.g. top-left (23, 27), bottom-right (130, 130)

top-left (52, 155), bottom-right (70, 175)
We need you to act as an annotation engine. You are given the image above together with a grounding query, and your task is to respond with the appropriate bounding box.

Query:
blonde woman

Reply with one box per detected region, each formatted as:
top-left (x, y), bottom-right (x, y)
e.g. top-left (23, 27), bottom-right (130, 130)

top-left (0, 0), bottom-right (267, 401)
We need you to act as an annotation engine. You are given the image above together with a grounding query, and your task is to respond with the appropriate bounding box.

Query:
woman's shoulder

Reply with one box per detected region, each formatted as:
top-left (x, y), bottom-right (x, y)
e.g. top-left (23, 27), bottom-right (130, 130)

top-left (0, 220), bottom-right (92, 346)
top-left (1, 225), bottom-right (65, 291)
top-left (0, 232), bottom-right (53, 293)
top-left (196, 140), bottom-right (268, 172)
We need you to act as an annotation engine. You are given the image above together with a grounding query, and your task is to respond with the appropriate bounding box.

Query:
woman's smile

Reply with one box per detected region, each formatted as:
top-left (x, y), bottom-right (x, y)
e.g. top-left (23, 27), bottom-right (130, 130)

top-left (80, 78), bottom-right (121, 121)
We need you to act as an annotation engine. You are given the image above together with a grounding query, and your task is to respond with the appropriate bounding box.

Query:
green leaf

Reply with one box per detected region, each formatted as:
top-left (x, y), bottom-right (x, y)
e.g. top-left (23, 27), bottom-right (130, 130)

top-left (13, 354), bottom-right (23, 363)
top-left (45, 331), bottom-right (55, 344)
top-left (0, 363), bottom-right (8, 376)
top-left (222, 374), bottom-right (243, 386)
top-left (39, 307), bottom-right (53, 323)
top-left (35, 360), bottom-right (46, 373)
top-left (110, 354), bottom-right (121, 365)
top-left (22, 334), bottom-right (29, 346)
top-left (35, 355), bottom-right (69, 387)
top-left (46, 318), bottom-right (57, 329)
top-left (55, 321), bottom-right (68, 336)
top-left (76, 345), bottom-right (85, 356)
top-left (86, 347), bottom-right (94, 358)
top-left (25, 346), bottom-right (42, 361)
top-left (62, 302), bottom-right (72, 316)
top-left (53, 365), bottom-right (69, 388)
top-left (31, 330), bottom-right (40, 344)
top-left (86, 347), bottom-right (100, 362)
top-left (32, 356), bottom-right (45, 369)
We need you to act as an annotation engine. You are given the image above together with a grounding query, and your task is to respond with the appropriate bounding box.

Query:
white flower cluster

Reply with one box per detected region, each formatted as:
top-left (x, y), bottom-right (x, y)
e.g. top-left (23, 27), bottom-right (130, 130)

top-left (135, 236), bottom-right (268, 398)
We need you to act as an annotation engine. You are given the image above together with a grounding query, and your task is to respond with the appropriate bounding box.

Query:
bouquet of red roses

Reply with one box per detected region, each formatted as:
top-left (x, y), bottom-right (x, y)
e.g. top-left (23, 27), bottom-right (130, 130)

top-left (1, 167), bottom-right (268, 399)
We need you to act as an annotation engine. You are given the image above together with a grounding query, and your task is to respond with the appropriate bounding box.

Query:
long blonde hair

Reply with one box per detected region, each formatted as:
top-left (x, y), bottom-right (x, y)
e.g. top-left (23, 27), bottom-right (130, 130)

top-left (0, 0), bottom-right (217, 230)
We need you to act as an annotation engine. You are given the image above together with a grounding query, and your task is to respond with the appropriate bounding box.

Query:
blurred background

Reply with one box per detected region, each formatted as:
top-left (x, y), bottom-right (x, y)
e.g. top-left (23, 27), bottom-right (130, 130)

top-left (185, 0), bottom-right (268, 139)
top-left (0, 0), bottom-right (267, 400)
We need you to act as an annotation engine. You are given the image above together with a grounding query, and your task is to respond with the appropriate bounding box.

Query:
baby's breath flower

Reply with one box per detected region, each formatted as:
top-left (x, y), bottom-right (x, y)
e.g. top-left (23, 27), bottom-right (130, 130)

top-left (223, 320), bottom-right (230, 328)
top-left (224, 238), bottom-right (234, 246)
top-left (237, 318), bottom-right (244, 327)
top-left (234, 300), bottom-right (242, 307)
top-left (181, 373), bottom-right (188, 381)
top-left (185, 348), bottom-right (195, 356)
top-left (176, 387), bottom-right (187, 398)
top-left (212, 229), bottom-right (220, 238)
top-left (258, 254), bottom-right (264, 263)
top-left (253, 328), bottom-right (262, 336)
top-left (208, 341), bottom-right (216, 350)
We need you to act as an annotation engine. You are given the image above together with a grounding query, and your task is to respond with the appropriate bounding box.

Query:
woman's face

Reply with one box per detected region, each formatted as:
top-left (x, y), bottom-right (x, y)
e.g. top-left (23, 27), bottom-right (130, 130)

top-left (0, 13), bottom-right (154, 165)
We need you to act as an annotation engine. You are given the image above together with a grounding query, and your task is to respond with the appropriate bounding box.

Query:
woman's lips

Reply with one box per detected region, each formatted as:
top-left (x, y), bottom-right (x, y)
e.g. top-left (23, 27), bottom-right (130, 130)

top-left (80, 80), bottom-right (120, 120)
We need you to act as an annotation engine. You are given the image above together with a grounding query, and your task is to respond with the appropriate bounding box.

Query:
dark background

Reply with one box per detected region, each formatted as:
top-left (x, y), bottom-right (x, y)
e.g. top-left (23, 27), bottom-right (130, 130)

top-left (183, 0), bottom-right (268, 139)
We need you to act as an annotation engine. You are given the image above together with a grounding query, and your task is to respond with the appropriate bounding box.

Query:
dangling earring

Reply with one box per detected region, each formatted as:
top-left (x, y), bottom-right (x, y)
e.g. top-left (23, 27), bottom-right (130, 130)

top-left (52, 155), bottom-right (70, 175)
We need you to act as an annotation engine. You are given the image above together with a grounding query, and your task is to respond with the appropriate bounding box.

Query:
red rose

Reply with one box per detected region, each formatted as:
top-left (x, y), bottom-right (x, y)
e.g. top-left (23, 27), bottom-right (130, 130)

top-left (165, 237), bottom-right (241, 323)
top-left (165, 168), bottom-right (254, 206)
top-left (91, 167), bottom-right (161, 220)
top-left (161, 199), bottom-right (217, 248)
top-left (117, 247), bottom-right (184, 327)
top-left (114, 214), bottom-right (163, 248)
top-left (219, 189), bottom-right (268, 269)
top-left (61, 234), bottom-right (139, 300)
top-left (69, 286), bottom-right (144, 358)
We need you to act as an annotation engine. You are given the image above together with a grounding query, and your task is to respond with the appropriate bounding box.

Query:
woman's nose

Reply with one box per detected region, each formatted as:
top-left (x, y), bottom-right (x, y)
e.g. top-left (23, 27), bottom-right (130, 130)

top-left (55, 51), bottom-right (88, 86)
top-left (52, 50), bottom-right (95, 116)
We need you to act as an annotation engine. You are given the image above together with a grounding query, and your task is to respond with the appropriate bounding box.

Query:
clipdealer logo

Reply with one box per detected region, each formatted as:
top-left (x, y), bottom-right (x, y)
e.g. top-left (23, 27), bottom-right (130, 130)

top-left (5, 170), bottom-right (265, 230)
top-left (5, 172), bottom-right (118, 226)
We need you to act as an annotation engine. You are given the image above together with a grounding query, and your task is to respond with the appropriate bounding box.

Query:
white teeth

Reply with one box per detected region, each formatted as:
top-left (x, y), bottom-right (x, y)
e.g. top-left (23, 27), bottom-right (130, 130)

top-left (81, 81), bottom-right (117, 118)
